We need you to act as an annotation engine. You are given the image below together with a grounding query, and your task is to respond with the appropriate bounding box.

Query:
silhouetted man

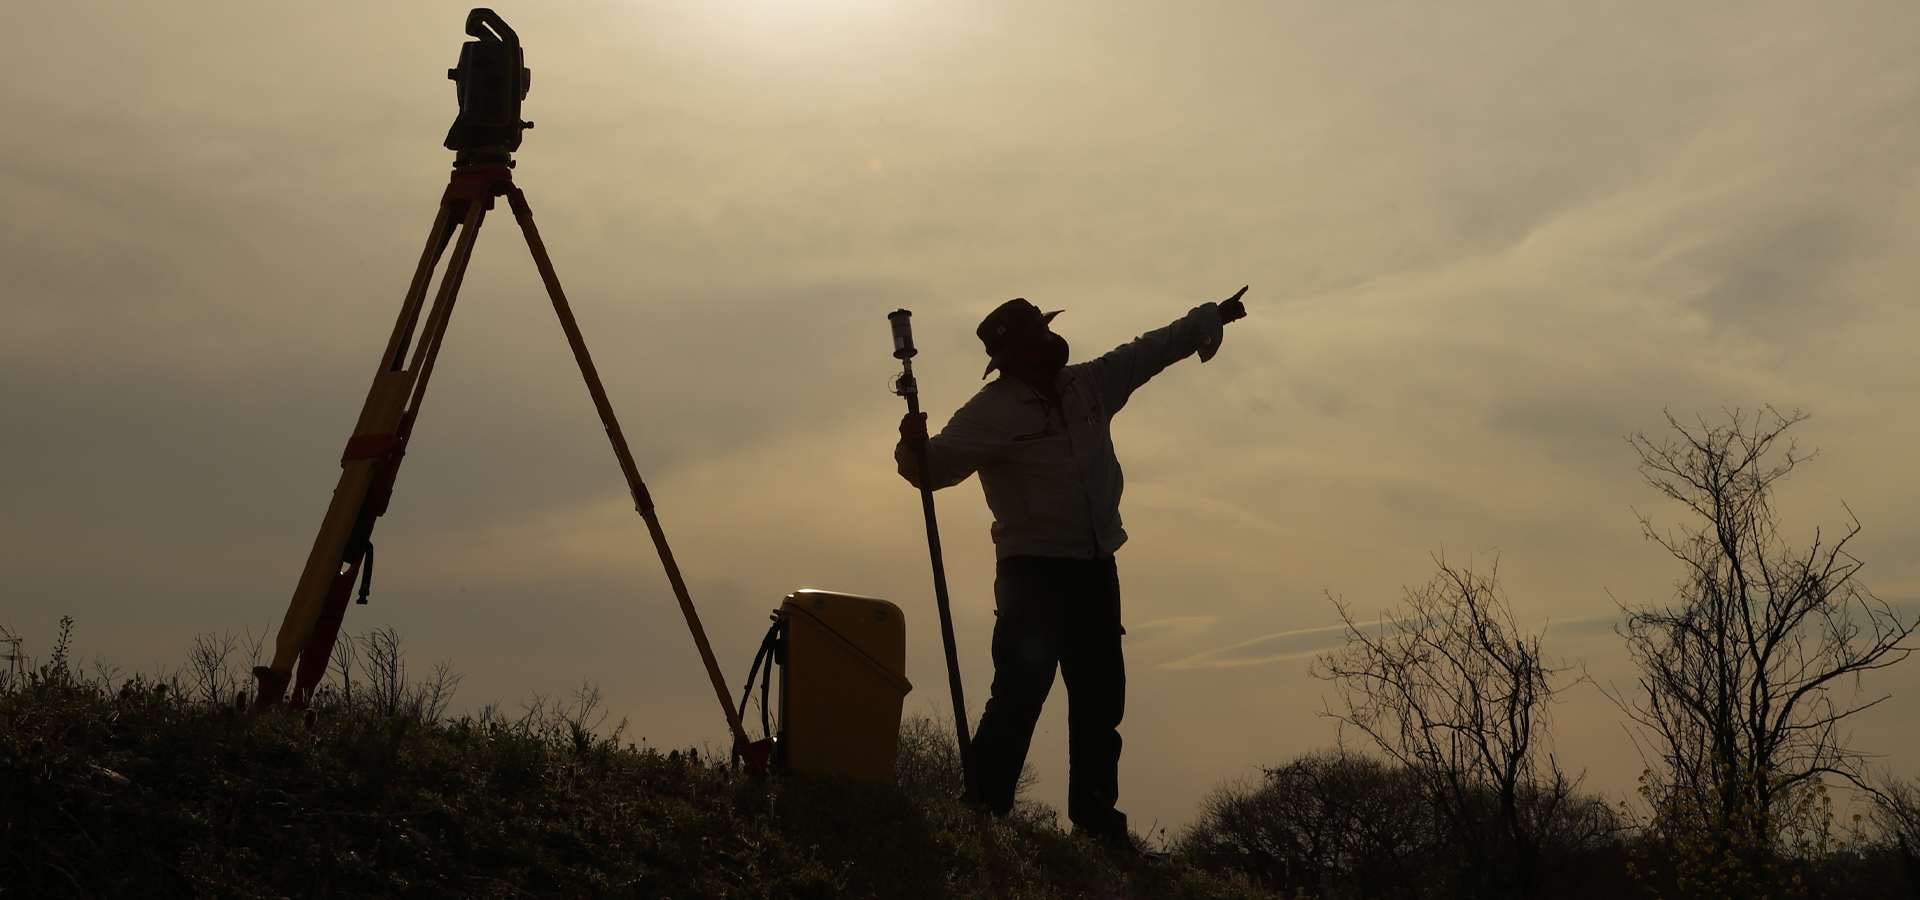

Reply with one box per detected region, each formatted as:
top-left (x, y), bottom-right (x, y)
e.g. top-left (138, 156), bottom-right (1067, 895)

top-left (896, 286), bottom-right (1248, 848)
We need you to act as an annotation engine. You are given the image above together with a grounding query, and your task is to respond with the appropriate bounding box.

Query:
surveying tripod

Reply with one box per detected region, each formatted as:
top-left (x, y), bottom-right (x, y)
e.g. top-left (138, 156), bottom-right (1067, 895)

top-left (252, 9), bottom-right (753, 762)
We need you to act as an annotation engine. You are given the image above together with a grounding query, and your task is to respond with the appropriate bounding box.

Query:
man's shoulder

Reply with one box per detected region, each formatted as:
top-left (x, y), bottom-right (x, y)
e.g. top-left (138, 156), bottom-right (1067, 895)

top-left (1059, 359), bottom-right (1110, 397)
top-left (950, 376), bottom-right (1026, 419)
top-left (970, 375), bottom-right (1032, 402)
top-left (1063, 358), bottom-right (1104, 379)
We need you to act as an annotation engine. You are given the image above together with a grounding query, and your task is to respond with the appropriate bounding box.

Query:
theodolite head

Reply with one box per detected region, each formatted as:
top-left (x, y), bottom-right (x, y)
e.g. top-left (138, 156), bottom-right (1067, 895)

top-left (444, 8), bottom-right (532, 167)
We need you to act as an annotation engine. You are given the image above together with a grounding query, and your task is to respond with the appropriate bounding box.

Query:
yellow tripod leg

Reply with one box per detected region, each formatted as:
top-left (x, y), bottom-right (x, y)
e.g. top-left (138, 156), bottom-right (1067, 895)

top-left (507, 186), bottom-right (752, 753)
top-left (256, 193), bottom-right (485, 707)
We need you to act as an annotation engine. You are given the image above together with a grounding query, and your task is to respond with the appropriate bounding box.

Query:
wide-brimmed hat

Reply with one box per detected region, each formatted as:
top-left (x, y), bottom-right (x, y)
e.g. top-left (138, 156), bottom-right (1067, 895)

top-left (977, 298), bottom-right (1062, 378)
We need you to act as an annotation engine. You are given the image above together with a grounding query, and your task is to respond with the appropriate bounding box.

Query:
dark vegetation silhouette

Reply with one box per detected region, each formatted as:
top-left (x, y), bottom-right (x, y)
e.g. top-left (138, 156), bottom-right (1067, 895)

top-left (1181, 408), bottom-right (1920, 899)
top-left (1308, 556), bottom-right (1607, 899)
top-left (1180, 749), bottom-right (1625, 900)
top-left (8, 406), bottom-right (1920, 898)
top-left (1871, 774), bottom-right (1920, 891)
top-left (0, 618), bottom-right (1267, 898)
top-left (1615, 408), bottom-right (1919, 898)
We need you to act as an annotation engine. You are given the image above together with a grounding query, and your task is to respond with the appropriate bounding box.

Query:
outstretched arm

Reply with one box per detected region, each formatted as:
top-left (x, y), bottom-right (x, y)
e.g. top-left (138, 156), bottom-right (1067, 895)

top-left (1085, 285), bottom-right (1250, 408)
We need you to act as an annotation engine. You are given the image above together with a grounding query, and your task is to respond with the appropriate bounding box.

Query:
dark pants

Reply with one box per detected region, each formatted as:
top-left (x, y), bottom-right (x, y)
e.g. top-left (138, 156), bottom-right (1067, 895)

top-left (969, 555), bottom-right (1127, 838)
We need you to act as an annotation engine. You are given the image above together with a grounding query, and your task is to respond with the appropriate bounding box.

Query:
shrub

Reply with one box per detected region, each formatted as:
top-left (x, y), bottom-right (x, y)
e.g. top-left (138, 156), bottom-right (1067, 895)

top-left (1183, 750), bottom-right (1626, 900)
top-left (1181, 750), bottom-right (1429, 898)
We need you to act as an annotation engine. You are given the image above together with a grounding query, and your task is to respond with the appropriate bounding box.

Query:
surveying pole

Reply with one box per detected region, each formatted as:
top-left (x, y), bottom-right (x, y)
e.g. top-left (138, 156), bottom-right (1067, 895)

top-left (252, 9), bottom-right (751, 759)
top-left (887, 310), bottom-right (973, 776)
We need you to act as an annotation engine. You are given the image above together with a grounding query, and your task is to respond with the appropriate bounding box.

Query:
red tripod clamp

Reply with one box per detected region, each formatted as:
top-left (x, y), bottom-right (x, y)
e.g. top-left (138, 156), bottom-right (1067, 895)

top-left (441, 164), bottom-right (516, 215)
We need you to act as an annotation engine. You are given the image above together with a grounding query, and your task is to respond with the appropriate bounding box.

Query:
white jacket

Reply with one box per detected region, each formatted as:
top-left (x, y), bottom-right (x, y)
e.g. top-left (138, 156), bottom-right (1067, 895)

top-left (897, 302), bottom-right (1227, 559)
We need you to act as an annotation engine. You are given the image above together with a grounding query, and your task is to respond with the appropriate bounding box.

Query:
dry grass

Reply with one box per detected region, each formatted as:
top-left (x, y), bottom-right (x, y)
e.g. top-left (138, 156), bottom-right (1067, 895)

top-left (0, 619), bottom-right (1272, 899)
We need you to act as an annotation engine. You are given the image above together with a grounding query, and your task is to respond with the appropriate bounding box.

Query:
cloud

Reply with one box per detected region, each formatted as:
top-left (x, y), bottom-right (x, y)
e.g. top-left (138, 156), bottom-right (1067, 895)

top-left (1162, 623), bottom-right (1349, 670)
top-left (1126, 616), bottom-right (1217, 646)
top-left (1544, 614), bottom-right (1623, 639)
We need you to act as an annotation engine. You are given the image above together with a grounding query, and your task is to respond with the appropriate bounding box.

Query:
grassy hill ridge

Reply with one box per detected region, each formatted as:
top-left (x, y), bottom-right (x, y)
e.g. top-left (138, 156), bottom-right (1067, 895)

top-left (0, 645), bottom-right (1270, 899)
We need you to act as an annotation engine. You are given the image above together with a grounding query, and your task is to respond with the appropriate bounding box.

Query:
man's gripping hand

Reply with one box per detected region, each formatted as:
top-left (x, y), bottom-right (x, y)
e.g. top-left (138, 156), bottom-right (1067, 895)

top-left (899, 411), bottom-right (929, 446)
top-left (1219, 285), bottom-right (1249, 324)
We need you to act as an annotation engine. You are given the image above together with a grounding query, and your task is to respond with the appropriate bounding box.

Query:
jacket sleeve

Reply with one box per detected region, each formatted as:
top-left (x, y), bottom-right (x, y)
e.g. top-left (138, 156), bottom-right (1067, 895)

top-left (1084, 302), bottom-right (1226, 412)
top-left (895, 389), bottom-right (1012, 490)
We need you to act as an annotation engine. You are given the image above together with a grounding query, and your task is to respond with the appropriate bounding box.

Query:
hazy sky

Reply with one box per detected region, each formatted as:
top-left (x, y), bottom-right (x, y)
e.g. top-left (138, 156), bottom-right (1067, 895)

top-left (7, 0), bottom-right (1920, 831)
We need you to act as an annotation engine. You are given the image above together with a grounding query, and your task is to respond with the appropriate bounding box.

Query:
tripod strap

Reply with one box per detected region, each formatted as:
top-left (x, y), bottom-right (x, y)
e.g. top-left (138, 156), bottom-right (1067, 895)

top-left (355, 542), bottom-right (375, 604)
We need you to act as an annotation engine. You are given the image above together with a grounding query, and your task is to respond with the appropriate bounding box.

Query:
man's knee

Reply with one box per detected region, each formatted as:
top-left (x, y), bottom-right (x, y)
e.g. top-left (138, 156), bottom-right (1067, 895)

top-left (980, 690), bottom-right (1047, 728)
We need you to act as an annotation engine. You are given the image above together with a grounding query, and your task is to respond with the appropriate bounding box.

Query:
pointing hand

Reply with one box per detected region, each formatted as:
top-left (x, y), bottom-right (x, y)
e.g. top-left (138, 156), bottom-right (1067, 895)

top-left (1219, 285), bottom-right (1249, 324)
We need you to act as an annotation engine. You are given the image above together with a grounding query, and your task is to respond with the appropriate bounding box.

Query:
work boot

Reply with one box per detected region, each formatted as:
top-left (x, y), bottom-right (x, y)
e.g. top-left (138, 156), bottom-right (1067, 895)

top-left (1074, 810), bottom-right (1138, 856)
top-left (1090, 826), bottom-right (1141, 857)
top-left (958, 788), bottom-right (992, 816)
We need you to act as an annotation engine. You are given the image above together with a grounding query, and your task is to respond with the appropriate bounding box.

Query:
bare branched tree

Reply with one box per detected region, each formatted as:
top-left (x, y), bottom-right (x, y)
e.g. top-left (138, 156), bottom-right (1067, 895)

top-left (412, 658), bottom-right (463, 721)
top-left (315, 625), bottom-right (460, 720)
top-left (1, 622), bottom-right (27, 691)
top-left (1619, 408), bottom-right (1915, 838)
top-left (186, 630), bottom-right (242, 706)
top-left (1314, 555), bottom-right (1575, 899)
top-left (894, 713), bottom-right (968, 797)
top-left (359, 625), bottom-right (407, 718)
top-left (329, 624), bottom-right (359, 709)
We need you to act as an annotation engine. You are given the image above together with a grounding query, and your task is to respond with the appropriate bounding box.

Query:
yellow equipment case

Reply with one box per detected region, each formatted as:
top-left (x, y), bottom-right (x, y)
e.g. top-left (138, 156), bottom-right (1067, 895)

top-left (777, 590), bottom-right (913, 782)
